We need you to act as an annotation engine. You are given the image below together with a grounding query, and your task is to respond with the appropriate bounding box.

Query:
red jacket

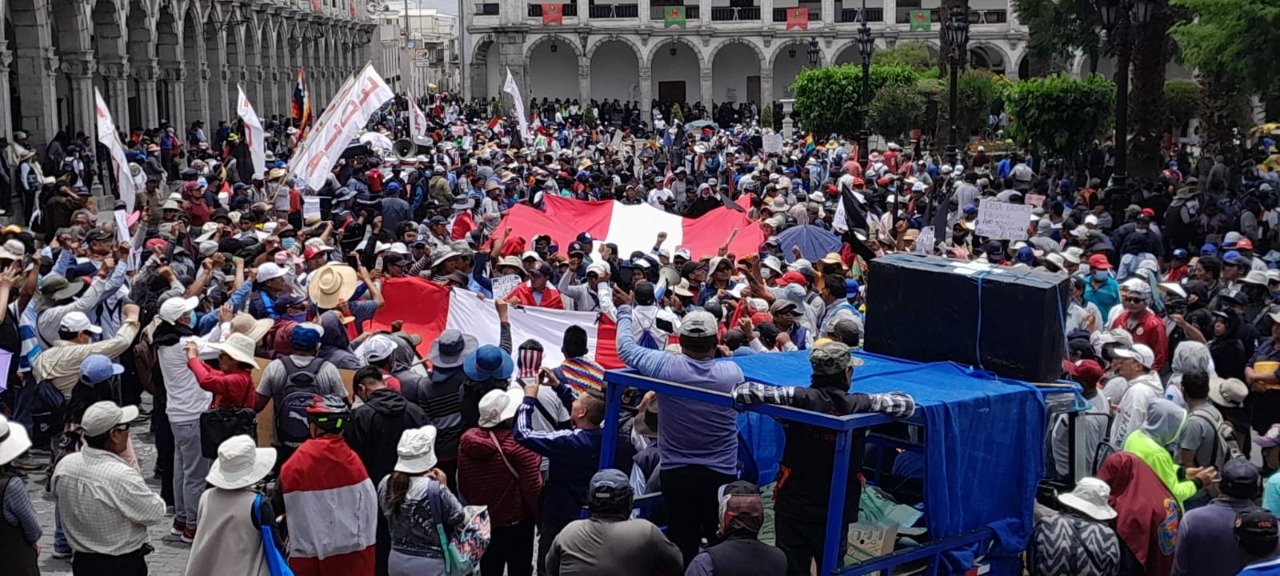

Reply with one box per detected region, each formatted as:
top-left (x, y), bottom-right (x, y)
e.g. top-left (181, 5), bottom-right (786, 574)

top-left (506, 283), bottom-right (564, 309)
top-left (187, 357), bottom-right (256, 409)
top-left (457, 427), bottom-right (542, 527)
top-left (1111, 310), bottom-right (1169, 372)
top-left (282, 435), bottom-right (378, 576)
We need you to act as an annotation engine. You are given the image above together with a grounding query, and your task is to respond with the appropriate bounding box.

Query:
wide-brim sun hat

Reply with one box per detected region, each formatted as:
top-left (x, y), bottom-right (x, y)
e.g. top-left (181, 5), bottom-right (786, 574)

top-left (0, 415), bottom-right (32, 467)
top-left (210, 333), bottom-right (259, 366)
top-left (206, 435), bottom-right (276, 490)
top-left (1057, 477), bottom-right (1117, 521)
top-left (307, 264), bottom-right (358, 310)
top-left (478, 388), bottom-right (524, 428)
top-left (428, 329), bottom-right (479, 368)
top-left (464, 345), bottom-right (515, 381)
top-left (229, 313), bottom-right (274, 343)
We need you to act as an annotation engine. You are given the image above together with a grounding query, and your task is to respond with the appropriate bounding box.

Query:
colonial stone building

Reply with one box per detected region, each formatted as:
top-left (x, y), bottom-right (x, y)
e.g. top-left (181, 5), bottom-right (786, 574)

top-left (4, 0), bottom-right (375, 146)
top-left (462, 0), bottom-right (1029, 121)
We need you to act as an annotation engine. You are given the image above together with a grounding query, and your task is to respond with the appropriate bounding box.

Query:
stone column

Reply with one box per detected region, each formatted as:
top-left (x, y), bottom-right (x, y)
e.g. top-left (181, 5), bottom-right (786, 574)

top-left (761, 0), bottom-right (774, 27)
top-left (638, 0), bottom-right (651, 29)
top-left (577, 60), bottom-right (590, 102)
top-left (164, 66), bottom-right (188, 132)
top-left (699, 0), bottom-right (710, 25)
top-left (699, 68), bottom-right (712, 107)
top-left (639, 64), bottom-right (652, 123)
top-left (101, 59), bottom-right (132, 128)
top-left (883, 0), bottom-right (898, 28)
top-left (822, 0), bottom-right (835, 26)
top-left (184, 62), bottom-right (209, 129)
top-left (207, 32), bottom-right (229, 124)
top-left (61, 52), bottom-right (96, 138)
top-left (14, 47), bottom-right (59, 145)
top-left (760, 70), bottom-right (773, 111)
top-left (0, 46), bottom-right (14, 140)
top-left (132, 59), bottom-right (161, 128)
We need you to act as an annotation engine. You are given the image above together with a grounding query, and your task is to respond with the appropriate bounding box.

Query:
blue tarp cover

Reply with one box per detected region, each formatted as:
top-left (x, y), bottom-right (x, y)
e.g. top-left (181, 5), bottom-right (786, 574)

top-left (729, 350), bottom-right (1047, 575)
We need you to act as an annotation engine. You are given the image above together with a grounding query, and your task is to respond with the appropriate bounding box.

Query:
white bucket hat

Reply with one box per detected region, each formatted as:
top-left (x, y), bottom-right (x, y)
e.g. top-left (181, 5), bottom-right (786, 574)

top-left (1057, 477), bottom-right (1117, 521)
top-left (394, 425), bottom-right (439, 474)
top-left (478, 388), bottom-right (523, 429)
top-left (206, 435), bottom-right (277, 490)
top-left (0, 415), bottom-right (32, 467)
top-left (210, 333), bottom-right (259, 366)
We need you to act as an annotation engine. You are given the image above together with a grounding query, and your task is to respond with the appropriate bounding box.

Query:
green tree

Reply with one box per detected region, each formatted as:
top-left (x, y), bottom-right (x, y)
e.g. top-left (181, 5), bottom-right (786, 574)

top-left (1163, 79), bottom-right (1203, 136)
top-left (1012, 0), bottom-right (1104, 75)
top-left (1171, 0), bottom-right (1280, 157)
top-left (671, 103), bottom-right (685, 124)
top-left (582, 105), bottom-right (598, 127)
top-left (760, 103), bottom-right (774, 130)
top-left (872, 42), bottom-right (934, 72)
top-left (490, 97), bottom-right (504, 117)
top-left (867, 83), bottom-right (928, 141)
top-left (1127, 0), bottom-right (1175, 182)
top-left (1005, 74), bottom-right (1115, 159)
top-left (938, 70), bottom-right (1003, 142)
top-left (791, 64), bottom-right (923, 137)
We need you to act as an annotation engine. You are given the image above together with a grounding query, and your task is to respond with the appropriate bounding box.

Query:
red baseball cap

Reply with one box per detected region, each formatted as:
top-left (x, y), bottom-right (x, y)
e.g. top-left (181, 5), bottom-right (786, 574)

top-left (776, 270), bottom-right (808, 288)
top-left (303, 246), bottom-right (332, 260)
top-left (1140, 207), bottom-right (1155, 217)
top-left (1087, 254), bottom-right (1111, 270)
top-left (1062, 359), bottom-right (1104, 388)
top-left (1238, 238), bottom-right (1254, 250)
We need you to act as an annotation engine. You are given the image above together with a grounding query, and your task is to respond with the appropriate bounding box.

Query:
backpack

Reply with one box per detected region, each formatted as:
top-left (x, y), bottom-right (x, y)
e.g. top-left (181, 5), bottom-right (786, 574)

top-left (1189, 407), bottom-right (1241, 469)
top-left (634, 314), bottom-right (661, 350)
top-left (275, 357), bottom-right (325, 447)
top-left (25, 380), bottom-right (66, 448)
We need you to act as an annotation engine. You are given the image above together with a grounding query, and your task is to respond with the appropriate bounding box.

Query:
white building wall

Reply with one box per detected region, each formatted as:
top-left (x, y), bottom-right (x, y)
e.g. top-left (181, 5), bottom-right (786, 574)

top-left (528, 45), bottom-right (581, 101)
top-left (591, 42), bottom-right (641, 102)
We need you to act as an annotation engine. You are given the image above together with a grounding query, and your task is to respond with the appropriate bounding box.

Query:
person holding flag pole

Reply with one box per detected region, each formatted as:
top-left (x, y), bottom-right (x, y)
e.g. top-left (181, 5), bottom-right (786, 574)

top-left (236, 85), bottom-right (267, 181)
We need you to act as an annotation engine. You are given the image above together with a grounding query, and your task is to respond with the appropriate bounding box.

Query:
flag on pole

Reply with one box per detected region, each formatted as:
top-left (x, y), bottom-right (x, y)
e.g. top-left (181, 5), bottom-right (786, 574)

top-left (94, 88), bottom-right (137, 211)
top-left (541, 3), bottom-right (564, 24)
top-left (785, 7), bottom-right (809, 30)
top-left (236, 85), bottom-right (266, 180)
top-left (909, 9), bottom-right (932, 31)
top-left (502, 68), bottom-right (531, 142)
top-left (409, 97), bottom-right (428, 141)
top-left (290, 68), bottom-right (313, 144)
top-left (289, 65), bottom-right (394, 191)
top-left (486, 115), bottom-right (503, 133)
top-left (803, 133), bottom-right (816, 154)
top-left (664, 5), bottom-right (686, 28)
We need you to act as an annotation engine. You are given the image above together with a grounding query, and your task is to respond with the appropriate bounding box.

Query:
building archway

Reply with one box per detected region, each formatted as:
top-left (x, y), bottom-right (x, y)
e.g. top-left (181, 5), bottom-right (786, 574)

top-left (127, 0), bottom-right (157, 129)
top-left (470, 36), bottom-right (497, 100)
top-left (770, 39), bottom-right (823, 103)
top-left (527, 35), bottom-right (581, 101)
top-left (968, 44), bottom-right (1006, 76)
top-left (588, 38), bottom-right (640, 103)
top-left (182, 4), bottom-right (206, 129)
top-left (155, 0), bottom-right (180, 126)
top-left (8, 0), bottom-right (60, 142)
top-left (51, 0), bottom-right (92, 134)
top-left (710, 40), bottom-right (762, 106)
top-left (649, 37), bottom-right (701, 107)
top-left (91, 0), bottom-right (129, 127)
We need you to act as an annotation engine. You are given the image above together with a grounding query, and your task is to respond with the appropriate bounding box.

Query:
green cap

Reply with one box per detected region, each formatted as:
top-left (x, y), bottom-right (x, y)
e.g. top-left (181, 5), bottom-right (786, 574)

top-left (809, 341), bottom-right (863, 375)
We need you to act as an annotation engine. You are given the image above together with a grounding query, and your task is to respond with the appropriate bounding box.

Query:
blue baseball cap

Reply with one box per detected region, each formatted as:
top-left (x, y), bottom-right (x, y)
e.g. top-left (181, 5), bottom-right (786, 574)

top-left (291, 323), bottom-right (324, 350)
top-left (845, 278), bottom-right (860, 297)
top-left (464, 345), bottom-right (514, 381)
top-left (1223, 250), bottom-right (1244, 265)
top-left (1200, 243), bottom-right (1218, 256)
top-left (962, 204), bottom-right (978, 216)
top-left (577, 232), bottom-right (595, 243)
top-left (80, 354), bottom-right (124, 385)
top-left (1172, 248), bottom-right (1189, 260)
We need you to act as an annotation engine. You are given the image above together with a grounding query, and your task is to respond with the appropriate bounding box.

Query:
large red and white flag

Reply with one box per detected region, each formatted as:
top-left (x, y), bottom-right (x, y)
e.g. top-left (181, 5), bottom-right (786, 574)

top-left (94, 88), bottom-right (136, 211)
top-left (497, 196), bottom-right (765, 261)
top-left (290, 65), bottom-right (393, 191)
top-left (368, 278), bottom-right (623, 369)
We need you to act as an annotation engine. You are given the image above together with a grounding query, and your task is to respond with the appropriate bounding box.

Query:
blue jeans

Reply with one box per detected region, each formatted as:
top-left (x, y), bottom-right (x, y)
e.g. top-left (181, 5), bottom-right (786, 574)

top-left (54, 501), bottom-right (70, 553)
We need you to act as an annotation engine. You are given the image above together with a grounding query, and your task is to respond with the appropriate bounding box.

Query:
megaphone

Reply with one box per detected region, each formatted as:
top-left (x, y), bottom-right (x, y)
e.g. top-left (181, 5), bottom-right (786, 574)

top-left (392, 139), bottom-right (417, 160)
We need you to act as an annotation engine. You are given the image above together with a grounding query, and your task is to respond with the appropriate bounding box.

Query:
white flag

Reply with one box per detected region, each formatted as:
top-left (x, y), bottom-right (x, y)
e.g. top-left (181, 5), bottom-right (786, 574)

top-left (289, 64), bottom-right (394, 191)
top-left (94, 89), bottom-right (136, 211)
top-left (236, 85), bottom-right (266, 180)
top-left (503, 68), bottom-right (531, 142)
top-left (409, 97), bottom-right (429, 142)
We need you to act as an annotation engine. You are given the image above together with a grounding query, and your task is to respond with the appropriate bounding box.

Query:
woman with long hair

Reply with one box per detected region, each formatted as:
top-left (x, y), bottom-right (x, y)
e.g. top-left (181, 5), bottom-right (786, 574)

top-left (378, 426), bottom-right (465, 576)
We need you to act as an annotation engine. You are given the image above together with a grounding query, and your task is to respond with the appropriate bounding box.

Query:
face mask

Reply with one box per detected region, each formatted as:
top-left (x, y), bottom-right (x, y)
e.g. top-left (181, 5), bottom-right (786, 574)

top-left (1094, 270), bottom-right (1112, 281)
top-left (188, 311), bottom-right (198, 327)
top-left (761, 268), bottom-right (773, 279)
top-left (285, 311), bottom-right (307, 323)
top-left (282, 238), bottom-right (297, 250)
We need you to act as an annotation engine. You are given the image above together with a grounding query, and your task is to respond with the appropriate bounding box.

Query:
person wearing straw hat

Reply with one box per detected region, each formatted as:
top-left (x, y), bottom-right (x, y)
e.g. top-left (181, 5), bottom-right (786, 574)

top-left (377, 425), bottom-right (465, 576)
top-left (0, 414), bottom-right (40, 576)
top-left (187, 332), bottom-right (259, 409)
top-left (459, 388), bottom-right (543, 576)
top-left (53, 401), bottom-right (165, 575)
top-left (1026, 477), bottom-right (1121, 576)
top-left (185, 435), bottom-right (279, 576)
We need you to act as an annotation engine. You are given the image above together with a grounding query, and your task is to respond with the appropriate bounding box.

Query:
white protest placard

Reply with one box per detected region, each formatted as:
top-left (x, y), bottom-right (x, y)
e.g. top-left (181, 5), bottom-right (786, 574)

top-left (610, 131), bottom-right (625, 152)
top-left (914, 226), bottom-right (935, 254)
top-left (289, 65), bottom-right (393, 191)
top-left (1024, 193), bottom-right (1046, 208)
top-left (409, 96), bottom-right (429, 141)
top-left (114, 210), bottom-right (131, 243)
top-left (762, 132), bottom-right (784, 154)
top-left (94, 89), bottom-right (136, 211)
top-left (975, 198), bottom-right (1034, 240)
top-left (491, 274), bottom-right (522, 300)
top-left (302, 197), bottom-right (320, 222)
top-left (451, 124), bottom-right (466, 137)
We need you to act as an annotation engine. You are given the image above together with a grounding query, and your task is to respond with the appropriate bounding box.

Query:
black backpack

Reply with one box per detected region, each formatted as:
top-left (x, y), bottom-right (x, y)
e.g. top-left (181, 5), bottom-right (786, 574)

top-left (275, 357), bottom-right (325, 447)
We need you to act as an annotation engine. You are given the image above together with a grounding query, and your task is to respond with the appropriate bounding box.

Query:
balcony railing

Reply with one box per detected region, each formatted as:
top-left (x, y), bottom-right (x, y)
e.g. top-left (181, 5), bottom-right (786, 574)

top-left (474, 3), bottom-right (500, 15)
top-left (650, 5), bottom-right (698, 19)
top-left (589, 3), bottom-right (639, 17)
top-left (837, 7), bottom-right (883, 22)
top-left (895, 8), bottom-right (1006, 25)
top-left (528, 3), bottom-right (579, 16)
top-left (711, 6), bottom-right (760, 20)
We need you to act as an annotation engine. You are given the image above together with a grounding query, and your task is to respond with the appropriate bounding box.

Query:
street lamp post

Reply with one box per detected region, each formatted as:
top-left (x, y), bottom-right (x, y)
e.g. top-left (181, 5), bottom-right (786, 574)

top-left (944, 4), bottom-right (969, 163)
top-left (807, 37), bottom-right (820, 67)
top-left (857, 1), bottom-right (873, 166)
top-left (1096, 0), bottom-right (1153, 191)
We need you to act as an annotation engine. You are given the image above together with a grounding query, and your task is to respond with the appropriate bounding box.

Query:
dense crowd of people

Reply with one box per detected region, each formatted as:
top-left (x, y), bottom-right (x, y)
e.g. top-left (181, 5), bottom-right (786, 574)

top-left (0, 89), bottom-right (1277, 576)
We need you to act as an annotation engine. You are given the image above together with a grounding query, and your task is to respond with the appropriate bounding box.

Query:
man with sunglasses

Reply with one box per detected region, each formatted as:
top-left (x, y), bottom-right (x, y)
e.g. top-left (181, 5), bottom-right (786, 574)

top-left (1110, 279), bottom-right (1168, 372)
top-left (52, 401), bottom-right (164, 575)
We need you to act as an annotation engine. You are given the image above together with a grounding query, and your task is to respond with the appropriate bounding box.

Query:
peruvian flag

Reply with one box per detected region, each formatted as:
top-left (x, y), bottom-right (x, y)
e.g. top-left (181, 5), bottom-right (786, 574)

top-left (369, 278), bottom-right (623, 369)
top-left (541, 3), bottom-right (564, 25)
top-left (497, 196), bottom-right (764, 262)
top-left (487, 115), bottom-right (504, 134)
top-left (786, 7), bottom-right (809, 30)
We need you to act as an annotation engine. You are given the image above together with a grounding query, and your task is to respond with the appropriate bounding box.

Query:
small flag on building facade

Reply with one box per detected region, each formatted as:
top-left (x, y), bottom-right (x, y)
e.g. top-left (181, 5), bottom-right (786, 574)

top-left (909, 9), bottom-right (932, 31)
top-left (785, 7), bottom-right (809, 30)
top-left (664, 5), bottom-right (687, 28)
top-left (541, 3), bottom-right (564, 25)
